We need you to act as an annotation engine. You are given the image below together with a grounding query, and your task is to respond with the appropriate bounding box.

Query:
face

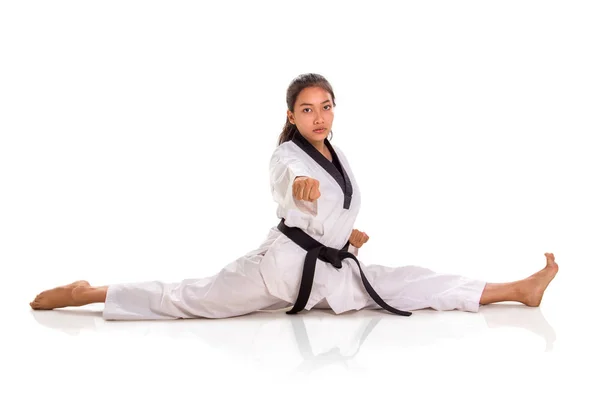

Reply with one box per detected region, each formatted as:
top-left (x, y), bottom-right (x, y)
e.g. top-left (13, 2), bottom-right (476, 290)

top-left (287, 86), bottom-right (335, 145)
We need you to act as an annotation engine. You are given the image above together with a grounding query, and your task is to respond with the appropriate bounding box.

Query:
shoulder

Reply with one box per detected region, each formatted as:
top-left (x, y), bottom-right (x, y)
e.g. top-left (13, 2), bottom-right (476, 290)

top-left (270, 140), bottom-right (303, 168)
top-left (271, 140), bottom-right (300, 159)
top-left (279, 140), bottom-right (298, 153)
top-left (331, 143), bottom-right (348, 163)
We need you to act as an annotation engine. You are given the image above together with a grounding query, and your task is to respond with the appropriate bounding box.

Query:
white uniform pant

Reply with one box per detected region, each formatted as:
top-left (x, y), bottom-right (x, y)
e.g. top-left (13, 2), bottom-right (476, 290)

top-left (102, 263), bottom-right (487, 321)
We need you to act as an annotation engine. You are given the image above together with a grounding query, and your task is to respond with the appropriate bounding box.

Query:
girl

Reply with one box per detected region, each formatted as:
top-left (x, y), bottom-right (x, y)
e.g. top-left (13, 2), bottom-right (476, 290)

top-left (30, 73), bottom-right (559, 320)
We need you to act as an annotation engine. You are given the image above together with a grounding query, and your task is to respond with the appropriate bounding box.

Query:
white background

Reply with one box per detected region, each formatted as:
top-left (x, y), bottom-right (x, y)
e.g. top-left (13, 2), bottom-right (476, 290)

top-left (1, 1), bottom-right (598, 399)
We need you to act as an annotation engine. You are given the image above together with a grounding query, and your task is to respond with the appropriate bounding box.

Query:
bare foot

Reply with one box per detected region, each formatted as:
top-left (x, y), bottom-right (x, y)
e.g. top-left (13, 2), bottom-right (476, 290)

top-left (518, 253), bottom-right (559, 307)
top-left (30, 280), bottom-right (91, 310)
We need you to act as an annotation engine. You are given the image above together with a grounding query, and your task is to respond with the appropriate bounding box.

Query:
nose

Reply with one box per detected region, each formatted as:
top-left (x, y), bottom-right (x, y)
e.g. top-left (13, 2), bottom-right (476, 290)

top-left (314, 110), bottom-right (325, 124)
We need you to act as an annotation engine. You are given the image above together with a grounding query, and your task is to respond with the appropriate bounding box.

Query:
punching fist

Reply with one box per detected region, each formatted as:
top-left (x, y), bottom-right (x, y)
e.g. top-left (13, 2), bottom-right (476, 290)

top-left (349, 229), bottom-right (369, 248)
top-left (293, 176), bottom-right (321, 202)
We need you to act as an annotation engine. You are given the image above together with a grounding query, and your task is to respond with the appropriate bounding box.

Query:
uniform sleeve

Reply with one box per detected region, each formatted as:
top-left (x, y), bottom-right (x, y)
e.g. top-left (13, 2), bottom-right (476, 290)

top-left (269, 146), bottom-right (319, 216)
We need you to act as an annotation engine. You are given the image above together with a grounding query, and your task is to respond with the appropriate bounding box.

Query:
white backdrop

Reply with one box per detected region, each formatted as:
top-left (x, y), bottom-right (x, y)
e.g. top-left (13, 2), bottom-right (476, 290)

top-left (2, 1), bottom-right (598, 288)
top-left (2, 1), bottom-right (598, 291)
top-left (2, 1), bottom-right (599, 398)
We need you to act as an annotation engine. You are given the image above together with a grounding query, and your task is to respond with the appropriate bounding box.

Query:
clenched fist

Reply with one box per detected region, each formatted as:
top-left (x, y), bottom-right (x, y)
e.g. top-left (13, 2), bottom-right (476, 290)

top-left (293, 176), bottom-right (321, 202)
top-left (349, 229), bottom-right (369, 248)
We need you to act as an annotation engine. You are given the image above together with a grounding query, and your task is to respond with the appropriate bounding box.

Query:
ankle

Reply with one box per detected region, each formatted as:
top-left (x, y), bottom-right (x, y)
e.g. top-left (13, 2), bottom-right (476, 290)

top-left (514, 279), bottom-right (530, 304)
top-left (72, 286), bottom-right (101, 303)
top-left (81, 286), bottom-right (108, 304)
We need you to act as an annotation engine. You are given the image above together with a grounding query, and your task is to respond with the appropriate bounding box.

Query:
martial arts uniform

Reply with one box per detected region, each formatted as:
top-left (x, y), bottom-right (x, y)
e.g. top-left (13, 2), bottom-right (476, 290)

top-left (102, 133), bottom-right (486, 320)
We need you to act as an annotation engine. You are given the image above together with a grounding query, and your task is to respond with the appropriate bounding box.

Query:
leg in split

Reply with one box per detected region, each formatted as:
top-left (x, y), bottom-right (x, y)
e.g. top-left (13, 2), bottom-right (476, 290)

top-left (30, 253), bottom-right (560, 316)
top-left (359, 252), bottom-right (559, 312)
top-left (30, 256), bottom-right (290, 320)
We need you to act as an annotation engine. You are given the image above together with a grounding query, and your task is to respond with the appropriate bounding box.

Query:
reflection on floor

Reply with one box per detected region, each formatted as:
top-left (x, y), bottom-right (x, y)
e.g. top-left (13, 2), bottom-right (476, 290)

top-left (29, 302), bottom-right (556, 376)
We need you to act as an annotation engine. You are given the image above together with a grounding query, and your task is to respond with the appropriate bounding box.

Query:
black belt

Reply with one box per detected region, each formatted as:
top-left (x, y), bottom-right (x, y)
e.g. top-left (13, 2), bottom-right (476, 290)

top-left (277, 218), bottom-right (412, 316)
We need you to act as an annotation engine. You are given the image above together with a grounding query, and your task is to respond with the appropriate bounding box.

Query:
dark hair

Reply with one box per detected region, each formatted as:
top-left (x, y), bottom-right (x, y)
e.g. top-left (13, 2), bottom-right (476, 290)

top-left (277, 73), bottom-right (337, 146)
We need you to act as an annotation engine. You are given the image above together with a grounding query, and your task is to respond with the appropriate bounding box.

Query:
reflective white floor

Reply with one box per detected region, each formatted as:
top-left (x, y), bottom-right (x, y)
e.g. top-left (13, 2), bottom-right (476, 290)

top-left (6, 273), bottom-right (597, 400)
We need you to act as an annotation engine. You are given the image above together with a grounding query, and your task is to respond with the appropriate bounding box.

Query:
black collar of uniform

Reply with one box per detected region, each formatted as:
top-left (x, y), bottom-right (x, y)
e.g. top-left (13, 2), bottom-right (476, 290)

top-left (291, 131), bottom-right (353, 209)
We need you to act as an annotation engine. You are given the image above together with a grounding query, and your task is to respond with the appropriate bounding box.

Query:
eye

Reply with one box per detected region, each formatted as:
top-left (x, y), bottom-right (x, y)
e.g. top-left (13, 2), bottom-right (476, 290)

top-left (324, 105), bottom-right (332, 110)
top-left (302, 108), bottom-right (311, 113)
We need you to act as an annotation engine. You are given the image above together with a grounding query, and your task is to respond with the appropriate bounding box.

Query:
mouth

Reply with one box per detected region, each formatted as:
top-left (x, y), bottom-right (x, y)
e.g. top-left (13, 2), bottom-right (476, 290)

top-left (313, 128), bottom-right (327, 133)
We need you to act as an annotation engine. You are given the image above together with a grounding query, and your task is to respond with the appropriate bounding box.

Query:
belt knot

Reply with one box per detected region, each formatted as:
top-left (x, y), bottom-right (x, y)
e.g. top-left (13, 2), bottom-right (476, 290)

top-left (317, 246), bottom-right (344, 269)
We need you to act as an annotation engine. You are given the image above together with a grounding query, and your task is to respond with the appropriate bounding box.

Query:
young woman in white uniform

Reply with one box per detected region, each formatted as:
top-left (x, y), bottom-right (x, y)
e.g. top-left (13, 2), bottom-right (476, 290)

top-left (30, 73), bottom-right (559, 320)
